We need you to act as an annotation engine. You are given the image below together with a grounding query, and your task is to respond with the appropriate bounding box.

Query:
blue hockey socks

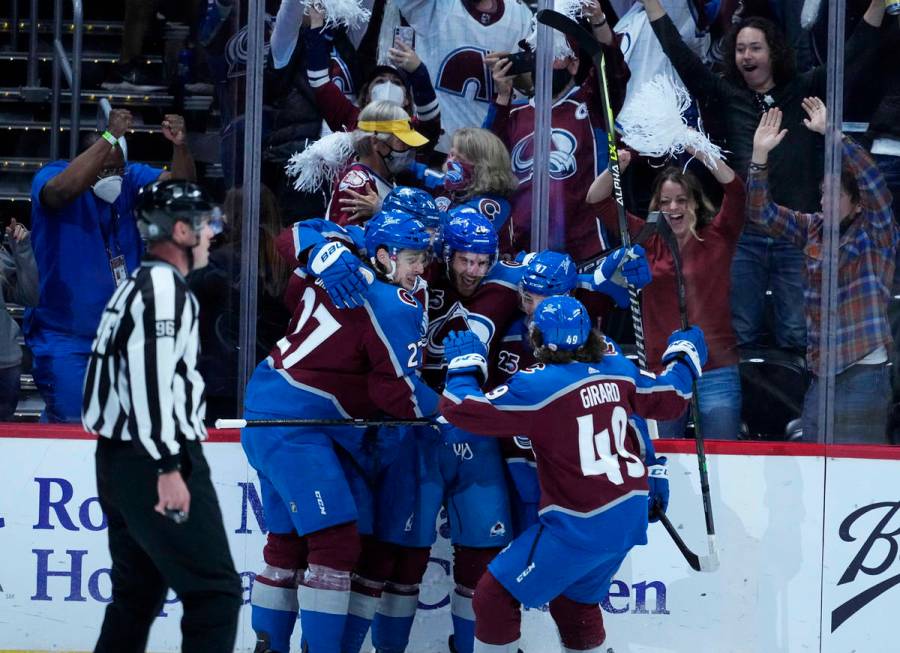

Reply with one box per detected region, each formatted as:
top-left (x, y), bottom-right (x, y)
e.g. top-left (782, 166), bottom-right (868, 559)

top-left (371, 582), bottom-right (420, 652)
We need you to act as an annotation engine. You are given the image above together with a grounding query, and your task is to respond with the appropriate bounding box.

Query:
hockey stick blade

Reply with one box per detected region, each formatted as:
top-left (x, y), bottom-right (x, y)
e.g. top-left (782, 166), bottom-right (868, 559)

top-left (535, 9), bottom-right (602, 57)
top-left (215, 417), bottom-right (435, 429)
top-left (658, 512), bottom-right (718, 572)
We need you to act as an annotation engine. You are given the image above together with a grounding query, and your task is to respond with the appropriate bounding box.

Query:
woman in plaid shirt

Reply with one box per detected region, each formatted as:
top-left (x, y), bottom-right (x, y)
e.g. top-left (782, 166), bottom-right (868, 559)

top-left (748, 100), bottom-right (899, 443)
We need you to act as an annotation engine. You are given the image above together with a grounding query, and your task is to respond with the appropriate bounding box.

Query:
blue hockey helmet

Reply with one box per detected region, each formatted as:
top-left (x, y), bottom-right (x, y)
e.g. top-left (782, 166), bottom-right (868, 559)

top-left (531, 296), bottom-right (591, 351)
top-left (521, 250), bottom-right (577, 296)
top-left (381, 186), bottom-right (442, 229)
top-left (439, 206), bottom-right (498, 263)
top-left (364, 209), bottom-right (431, 259)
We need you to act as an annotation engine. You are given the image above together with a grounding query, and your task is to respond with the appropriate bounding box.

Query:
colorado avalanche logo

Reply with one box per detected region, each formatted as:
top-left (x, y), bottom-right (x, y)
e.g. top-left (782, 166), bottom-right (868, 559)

top-left (339, 169), bottom-right (370, 190)
top-left (426, 303), bottom-right (497, 358)
top-left (329, 49), bottom-right (355, 97)
top-left (510, 129), bottom-right (579, 182)
top-left (436, 47), bottom-right (493, 102)
top-left (477, 198), bottom-right (503, 222)
top-left (397, 288), bottom-right (418, 308)
top-left (435, 196), bottom-right (452, 212)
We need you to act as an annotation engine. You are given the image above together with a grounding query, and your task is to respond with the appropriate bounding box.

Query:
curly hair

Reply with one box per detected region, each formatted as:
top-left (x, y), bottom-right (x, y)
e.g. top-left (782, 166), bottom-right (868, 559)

top-left (450, 128), bottom-right (519, 200)
top-left (723, 17), bottom-right (797, 88)
top-left (530, 326), bottom-right (606, 364)
top-left (648, 167), bottom-right (717, 242)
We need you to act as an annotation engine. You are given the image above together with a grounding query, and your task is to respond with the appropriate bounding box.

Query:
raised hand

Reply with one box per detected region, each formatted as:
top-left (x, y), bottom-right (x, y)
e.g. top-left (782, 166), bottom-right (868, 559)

top-left (161, 114), bottom-right (187, 146)
top-left (751, 108), bottom-right (788, 162)
top-left (491, 57), bottom-right (514, 102)
top-left (388, 40), bottom-right (422, 73)
top-left (107, 108), bottom-right (133, 138)
top-left (801, 96), bottom-right (826, 135)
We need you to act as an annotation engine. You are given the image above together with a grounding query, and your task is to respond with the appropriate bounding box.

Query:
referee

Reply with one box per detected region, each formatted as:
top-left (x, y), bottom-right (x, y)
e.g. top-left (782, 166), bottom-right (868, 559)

top-left (82, 179), bottom-right (241, 652)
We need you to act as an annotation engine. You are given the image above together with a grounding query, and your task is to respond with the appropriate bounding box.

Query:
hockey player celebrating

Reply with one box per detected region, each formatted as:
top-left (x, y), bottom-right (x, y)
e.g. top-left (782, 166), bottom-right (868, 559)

top-left (439, 296), bottom-right (707, 652)
top-left (491, 249), bottom-right (651, 533)
top-left (241, 213), bottom-right (437, 653)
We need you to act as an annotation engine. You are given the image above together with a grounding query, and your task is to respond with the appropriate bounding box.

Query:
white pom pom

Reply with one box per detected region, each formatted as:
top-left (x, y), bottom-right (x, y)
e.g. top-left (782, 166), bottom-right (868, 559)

top-left (800, 0), bottom-right (823, 29)
top-left (525, 0), bottom-right (591, 60)
top-left (285, 131), bottom-right (356, 193)
top-left (306, 0), bottom-right (371, 31)
top-left (618, 75), bottom-right (723, 168)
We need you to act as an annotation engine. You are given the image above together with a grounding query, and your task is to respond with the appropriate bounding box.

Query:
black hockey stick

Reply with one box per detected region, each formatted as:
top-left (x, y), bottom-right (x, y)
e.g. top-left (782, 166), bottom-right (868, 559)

top-left (536, 9), bottom-right (647, 370)
top-left (658, 513), bottom-right (702, 571)
top-left (215, 418), bottom-right (436, 429)
top-left (537, 9), bottom-right (716, 573)
top-left (654, 214), bottom-right (719, 572)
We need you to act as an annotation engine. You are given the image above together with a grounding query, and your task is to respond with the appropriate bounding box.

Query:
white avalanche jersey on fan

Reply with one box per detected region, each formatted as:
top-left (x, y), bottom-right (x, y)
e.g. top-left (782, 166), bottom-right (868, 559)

top-left (615, 0), bottom-right (709, 116)
top-left (395, 0), bottom-right (533, 153)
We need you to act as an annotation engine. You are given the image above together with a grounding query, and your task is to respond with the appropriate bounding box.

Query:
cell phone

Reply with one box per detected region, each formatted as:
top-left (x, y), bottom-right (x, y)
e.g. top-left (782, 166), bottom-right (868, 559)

top-left (506, 51), bottom-right (535, 76)
top-left (394, 26), bottom-right (415, 49)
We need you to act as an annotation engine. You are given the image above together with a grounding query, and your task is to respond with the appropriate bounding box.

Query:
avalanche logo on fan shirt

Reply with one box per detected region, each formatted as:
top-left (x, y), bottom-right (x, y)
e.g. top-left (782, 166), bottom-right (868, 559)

top-left (339, 169), bottom-right (370, 190)
top-left (510, 128), bottom-right (578, 182)
top-left (436, 47), bottom-right (493, 102)
top-left (329, 48), bottom-right (355, 97)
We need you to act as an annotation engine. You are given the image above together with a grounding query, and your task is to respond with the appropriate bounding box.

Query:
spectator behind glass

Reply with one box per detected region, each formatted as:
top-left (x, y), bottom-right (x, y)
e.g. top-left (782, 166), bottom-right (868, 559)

top-left (488, 1), bottom-right (629, 262)
top-left (305, 5), bottom-right (441, 154)
top-left (0, 219), bottom-right (39, 420)
top-left (748, 103), bottom-right (899, 444)
top-left (327, 100), bottom-right (429, 225)
top-left (391, 0), bottom-right (534, 154)
top-left (589, 148), bottom-right (747, 439)
top-left (438, 127), bottom-right (518, 234)
top-left (189, 184), bottom-right (292, 420)
top-left (638, 0), bottom-right (888, 356)
top-left (26, 108), bottom-right (195, 422)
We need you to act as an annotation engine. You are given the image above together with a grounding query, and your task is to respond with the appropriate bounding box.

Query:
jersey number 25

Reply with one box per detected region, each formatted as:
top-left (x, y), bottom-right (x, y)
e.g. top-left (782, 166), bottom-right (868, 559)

top-left (577, 406), bottom-right (644, 485)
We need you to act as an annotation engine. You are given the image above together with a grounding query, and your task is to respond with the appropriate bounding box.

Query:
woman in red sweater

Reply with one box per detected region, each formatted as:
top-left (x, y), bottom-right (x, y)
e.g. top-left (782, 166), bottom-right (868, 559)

top-left (587, 151), bottom-right (746, 439)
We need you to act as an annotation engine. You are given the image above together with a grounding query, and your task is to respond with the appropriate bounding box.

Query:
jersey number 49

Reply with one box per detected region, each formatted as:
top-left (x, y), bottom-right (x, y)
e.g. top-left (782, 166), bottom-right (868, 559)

top-left (577, 406), bottom-right (645, 485)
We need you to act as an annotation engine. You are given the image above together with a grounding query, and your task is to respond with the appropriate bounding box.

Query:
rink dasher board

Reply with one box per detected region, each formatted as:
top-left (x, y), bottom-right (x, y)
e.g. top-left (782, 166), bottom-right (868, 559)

top-left (0, 426), bottom-right (898, 652)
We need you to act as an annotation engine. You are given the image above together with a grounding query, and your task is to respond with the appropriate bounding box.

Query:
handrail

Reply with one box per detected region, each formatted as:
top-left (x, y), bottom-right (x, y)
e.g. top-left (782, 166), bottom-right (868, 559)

top-left (49, 0), bottom-right (83, 160)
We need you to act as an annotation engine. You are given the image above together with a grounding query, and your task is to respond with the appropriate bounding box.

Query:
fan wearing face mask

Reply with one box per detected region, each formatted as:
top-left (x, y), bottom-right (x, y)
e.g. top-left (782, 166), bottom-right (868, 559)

top-left (305, 6), bottom-right (441, 155)
top-left (326, 101), bottom-right (430, 226)
top-left (487, 0), bottom-right (631, 263)
top-left (26, 107), bottom-right (196, 423)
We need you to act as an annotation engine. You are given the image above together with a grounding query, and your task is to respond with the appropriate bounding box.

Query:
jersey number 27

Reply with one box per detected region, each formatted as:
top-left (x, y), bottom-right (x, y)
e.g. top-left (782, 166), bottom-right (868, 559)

top-left (276, 287), bottom-right (341, 368)
top-left (577, 406), bottom-right (644, 485)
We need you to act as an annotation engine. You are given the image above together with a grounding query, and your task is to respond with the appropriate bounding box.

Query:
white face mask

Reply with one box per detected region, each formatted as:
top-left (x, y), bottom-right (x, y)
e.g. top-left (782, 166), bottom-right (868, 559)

top-left (92, 175), bottom-right (123, 204)
top-left (383, 147), bottom-right (416, 175)
top-left (370, 81), bottom-right (406, 105)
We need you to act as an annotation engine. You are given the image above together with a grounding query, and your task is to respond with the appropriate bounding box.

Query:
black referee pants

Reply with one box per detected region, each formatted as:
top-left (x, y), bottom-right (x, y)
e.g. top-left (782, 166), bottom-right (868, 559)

top-left (94, 438), bottom-right (242, 653)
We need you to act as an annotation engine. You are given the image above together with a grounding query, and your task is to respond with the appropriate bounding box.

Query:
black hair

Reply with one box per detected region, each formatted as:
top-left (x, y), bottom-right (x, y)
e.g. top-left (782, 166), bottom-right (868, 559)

top-left (723, 17), bottom-right (797, 88)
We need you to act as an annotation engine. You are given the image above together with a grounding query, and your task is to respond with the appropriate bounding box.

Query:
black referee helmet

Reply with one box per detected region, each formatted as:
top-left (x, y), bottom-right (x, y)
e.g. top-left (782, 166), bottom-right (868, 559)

top-left (135, 179), bottom-right (219, 242)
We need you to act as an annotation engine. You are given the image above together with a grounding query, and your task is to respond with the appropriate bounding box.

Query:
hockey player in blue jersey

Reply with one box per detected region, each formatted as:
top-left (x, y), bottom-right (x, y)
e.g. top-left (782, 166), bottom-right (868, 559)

top-left (440, 296), bottom-right (706, 652)
top-left (491, 249), bottom-right (654, 535)
top-left (315, 208), bottom-right (652, 653)
top-left (241, 213), bottom-right (438, 653)
top-left (380, 186), bottom-right (443, 232)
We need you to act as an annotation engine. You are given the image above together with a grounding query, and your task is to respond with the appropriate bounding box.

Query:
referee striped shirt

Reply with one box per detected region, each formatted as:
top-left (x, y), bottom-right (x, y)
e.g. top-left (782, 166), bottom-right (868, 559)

top-left (82, 258), bottom-right (207, 472)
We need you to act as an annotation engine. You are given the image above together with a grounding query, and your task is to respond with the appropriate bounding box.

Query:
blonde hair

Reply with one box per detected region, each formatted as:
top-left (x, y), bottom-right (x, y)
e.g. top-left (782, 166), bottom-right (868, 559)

top-left (353, 100), bottom-right (412, 157)
top-left (648, 167), bottom-right (717, 243)
top-left (450, 128), bottom-right (518, 200)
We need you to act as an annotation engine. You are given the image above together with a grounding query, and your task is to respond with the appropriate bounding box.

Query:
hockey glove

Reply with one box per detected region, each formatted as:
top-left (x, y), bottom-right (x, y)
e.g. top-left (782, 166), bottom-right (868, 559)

top-left (662, 326), bottom-right (708, 380)
top-left (308, 240), bottom-right (369, 309)
top-left (647, 455), bottom-right (669, 523)
top-left (593, 245), bottom-right (651, 308)
top-left (442, 330), bottom-right (488, 382)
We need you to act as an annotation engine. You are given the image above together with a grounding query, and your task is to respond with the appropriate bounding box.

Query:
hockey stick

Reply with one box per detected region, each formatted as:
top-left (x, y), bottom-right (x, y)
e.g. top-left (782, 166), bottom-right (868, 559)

top-left (215, 418), bottom-right (436, 429)
top-left (657, 513), bottom-right (702, 571)
top-left (536, 9), bottom-right (647, 370)
top-left (536, 9), bottom-right (715, 573)
top-left (654, 214), bottom-right (719, 572)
